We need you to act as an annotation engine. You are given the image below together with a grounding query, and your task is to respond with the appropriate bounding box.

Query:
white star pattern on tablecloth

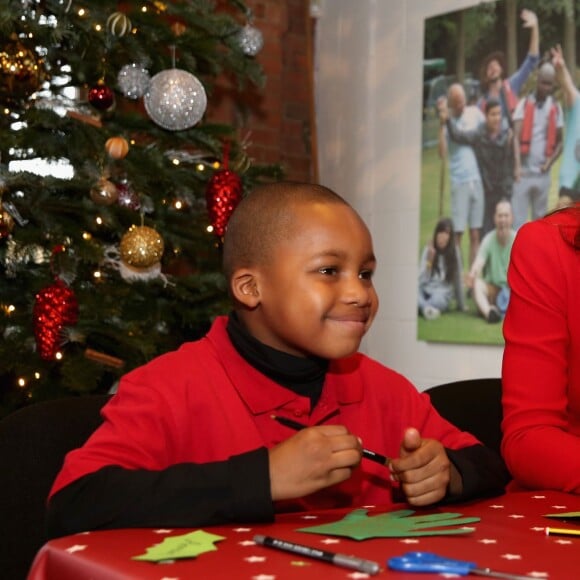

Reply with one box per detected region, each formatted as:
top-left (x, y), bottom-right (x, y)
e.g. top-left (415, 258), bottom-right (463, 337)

top-left (300, 515), bottom-right (318, 519)
top-left (527, 572), bottom-right (549, 578)
top-left (240, 540), bottom-right (256, 546)
top-left (252, 575), bottom-right (276, 580)
top-left (400, 538), bottom-right (420, 544)
top-left (65, 544), bottom-right (87, 553)
top-left (501, 553), bottom-right (522, 560)
top-left (532, 495), bottom-right (546, 499)
top-left (321, 538), bottom-right (340, 544)
top-left (160, 577), bottom-right (179, 580)
top-left (508, 514), bottom-right (525, 519)
top-left (478, 538), bottom-right (497, 544)
top-left (489, 504), bottom-right (504, 509)
top-left (550, 505), bottom-right (568, 509)
top-left (234, 527), bottom-right (252, 532)
top-left (554, 539), bottom-right (573, 545)
top-left (347, 572), bottom-right (372, 578)
top-left (362, 505), bottom-right (376, 509)
top-left (245, 556), bottom-right (266, 562)
top-left (153, 529), bottom-right (173, 534)
top-left (531, 527), bottom-right (545, 532)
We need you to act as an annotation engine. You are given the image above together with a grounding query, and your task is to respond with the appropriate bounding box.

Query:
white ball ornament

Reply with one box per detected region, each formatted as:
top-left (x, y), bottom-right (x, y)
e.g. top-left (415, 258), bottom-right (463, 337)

top-left (117, 63), bottom-right (150, 99)
top-left (143, 68), bottom-right (207, 131)
top-left (235, 24), bottom-right (264, 56)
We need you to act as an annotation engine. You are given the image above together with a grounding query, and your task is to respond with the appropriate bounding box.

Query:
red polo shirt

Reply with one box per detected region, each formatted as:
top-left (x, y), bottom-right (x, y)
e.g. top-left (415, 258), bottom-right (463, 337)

top-left (50, 316), bottom-right (478, 510)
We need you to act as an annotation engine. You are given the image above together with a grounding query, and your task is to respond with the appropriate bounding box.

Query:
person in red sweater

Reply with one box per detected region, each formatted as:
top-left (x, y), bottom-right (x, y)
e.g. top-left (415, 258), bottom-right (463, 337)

top-left (502, 202), bottom-right (580, 492)
top-left (47, 182), bottom-right (509, 538)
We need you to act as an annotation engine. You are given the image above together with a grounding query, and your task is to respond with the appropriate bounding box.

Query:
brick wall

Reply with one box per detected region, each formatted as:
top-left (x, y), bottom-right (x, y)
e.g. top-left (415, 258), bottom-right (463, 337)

top-left (208, 0), bottom-right (315, 182)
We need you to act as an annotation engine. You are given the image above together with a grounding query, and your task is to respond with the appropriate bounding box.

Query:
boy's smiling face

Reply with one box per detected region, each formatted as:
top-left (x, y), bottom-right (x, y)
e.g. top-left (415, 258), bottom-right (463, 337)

top-left (235, 201), bottom-right (378, 359)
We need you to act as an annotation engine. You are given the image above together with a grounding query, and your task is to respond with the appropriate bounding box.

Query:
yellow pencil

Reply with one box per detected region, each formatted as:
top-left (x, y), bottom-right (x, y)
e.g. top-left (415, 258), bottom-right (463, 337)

top-left (546, 526), bottom-right (580, 537)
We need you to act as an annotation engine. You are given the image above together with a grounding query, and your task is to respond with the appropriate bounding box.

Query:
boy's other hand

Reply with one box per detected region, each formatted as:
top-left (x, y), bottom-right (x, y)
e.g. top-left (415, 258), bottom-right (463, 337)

top-left (268, 425), bottom-right (362, 501)
top-left (389, 427), bottom-right (461, 506)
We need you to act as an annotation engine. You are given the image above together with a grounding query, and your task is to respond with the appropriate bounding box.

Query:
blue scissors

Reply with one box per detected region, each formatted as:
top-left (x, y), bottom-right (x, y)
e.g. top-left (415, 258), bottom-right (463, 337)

top-left (388, 551), bottom-right (536, 579)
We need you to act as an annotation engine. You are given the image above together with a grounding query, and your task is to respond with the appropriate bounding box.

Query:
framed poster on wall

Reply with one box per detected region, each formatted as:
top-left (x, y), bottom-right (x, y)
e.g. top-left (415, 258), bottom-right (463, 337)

top-left (418, 0), bottom-right (576, 345)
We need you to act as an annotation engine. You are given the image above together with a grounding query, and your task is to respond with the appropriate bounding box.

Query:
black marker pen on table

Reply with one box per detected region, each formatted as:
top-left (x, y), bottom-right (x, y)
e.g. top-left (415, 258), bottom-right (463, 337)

top-left (253, 534), bottom-right (381, 575)
top-left (271, 414), bottom-right (391, 467)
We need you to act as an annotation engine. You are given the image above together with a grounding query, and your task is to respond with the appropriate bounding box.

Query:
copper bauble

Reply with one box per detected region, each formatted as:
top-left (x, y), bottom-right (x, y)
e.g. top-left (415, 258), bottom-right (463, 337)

top-left (105, 136), bottom-right (129, 160)
top-left (90, 178), bottom-right (118, 205)
top-left (119, 225), bottom-right (164, 268)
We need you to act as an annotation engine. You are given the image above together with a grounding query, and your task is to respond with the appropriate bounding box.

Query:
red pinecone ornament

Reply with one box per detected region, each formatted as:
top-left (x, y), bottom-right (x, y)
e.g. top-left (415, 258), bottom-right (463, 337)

top-left (205, 169), bottom-right (242, 237)
top-left (33, 279), bottom-right (79, 360)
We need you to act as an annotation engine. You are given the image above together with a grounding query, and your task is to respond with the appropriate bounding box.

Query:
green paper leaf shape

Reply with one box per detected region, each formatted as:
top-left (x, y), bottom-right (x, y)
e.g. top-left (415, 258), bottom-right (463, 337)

top-left (297, 509), bottom-right (480, 540)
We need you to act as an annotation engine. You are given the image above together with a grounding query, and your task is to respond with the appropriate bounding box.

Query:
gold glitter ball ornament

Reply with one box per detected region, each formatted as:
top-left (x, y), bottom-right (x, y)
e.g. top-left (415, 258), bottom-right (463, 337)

top-left (119, 225), bottom-right (164, 269)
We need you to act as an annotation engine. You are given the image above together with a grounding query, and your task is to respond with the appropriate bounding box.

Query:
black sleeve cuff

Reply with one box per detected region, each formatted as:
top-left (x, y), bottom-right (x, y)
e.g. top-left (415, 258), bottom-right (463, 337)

top-left (444, 445), bottom-right (511, 503)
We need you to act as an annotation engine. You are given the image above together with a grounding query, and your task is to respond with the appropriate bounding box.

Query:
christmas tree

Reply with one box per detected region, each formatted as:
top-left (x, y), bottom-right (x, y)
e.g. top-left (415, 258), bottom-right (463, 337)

top-left (0, 0), bottom-right (282, 417)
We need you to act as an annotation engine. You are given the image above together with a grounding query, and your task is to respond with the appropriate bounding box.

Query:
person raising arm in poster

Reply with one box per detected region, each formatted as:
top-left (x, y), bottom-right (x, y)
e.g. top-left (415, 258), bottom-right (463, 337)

top-left (511, 60), bottom-right (563, 229)
top-left (477, 9), bottom-right (540, 130)
top-left (551, 44), bottom-right (580, 204)
top-left (501, 202), bottom-right (580, 493)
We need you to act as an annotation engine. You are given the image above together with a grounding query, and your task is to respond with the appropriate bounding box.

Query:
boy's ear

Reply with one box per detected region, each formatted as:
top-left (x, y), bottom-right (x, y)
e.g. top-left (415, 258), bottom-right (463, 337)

top-left (230, 269), bottom-right (261, 308)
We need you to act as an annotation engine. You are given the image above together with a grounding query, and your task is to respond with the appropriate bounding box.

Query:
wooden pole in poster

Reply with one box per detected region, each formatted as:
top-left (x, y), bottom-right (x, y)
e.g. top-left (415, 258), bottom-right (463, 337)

top-left (439, 158), bottom-right (445, 217)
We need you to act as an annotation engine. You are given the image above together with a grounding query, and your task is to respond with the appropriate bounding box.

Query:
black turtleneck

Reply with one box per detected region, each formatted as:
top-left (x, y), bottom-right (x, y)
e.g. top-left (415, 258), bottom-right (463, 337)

top-left (226, 311), bottom-right (328, 409)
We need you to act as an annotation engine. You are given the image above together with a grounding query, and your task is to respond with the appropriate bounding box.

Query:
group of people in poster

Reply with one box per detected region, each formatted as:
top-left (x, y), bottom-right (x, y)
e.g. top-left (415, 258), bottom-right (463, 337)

top-left (418, 9), bottom-right (580, 324)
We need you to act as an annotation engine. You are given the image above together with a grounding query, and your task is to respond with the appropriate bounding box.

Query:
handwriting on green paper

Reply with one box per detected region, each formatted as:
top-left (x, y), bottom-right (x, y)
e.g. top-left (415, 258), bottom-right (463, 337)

top-left (297, 509), bottom-right (480, 540)
top-left (544, 511), bottom-right (580, 520)
top-left (133, 530), bottom-right (226, 562)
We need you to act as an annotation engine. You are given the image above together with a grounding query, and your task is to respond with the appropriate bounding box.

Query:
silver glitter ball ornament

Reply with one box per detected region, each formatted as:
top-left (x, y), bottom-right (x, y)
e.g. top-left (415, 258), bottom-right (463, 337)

top-left (143, 68), bottom-right (207, 131)
top-left (236, 24), bottom-right (264, 56)
top-left (117, 64), bottom-right (150, 99)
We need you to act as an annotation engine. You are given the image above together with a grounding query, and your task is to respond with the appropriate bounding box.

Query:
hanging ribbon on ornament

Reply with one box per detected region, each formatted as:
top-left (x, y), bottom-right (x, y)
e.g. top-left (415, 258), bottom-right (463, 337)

top-left (32, 245), bottom-right (79, 360)
top-left (205, 141), bottom-right (243, 238)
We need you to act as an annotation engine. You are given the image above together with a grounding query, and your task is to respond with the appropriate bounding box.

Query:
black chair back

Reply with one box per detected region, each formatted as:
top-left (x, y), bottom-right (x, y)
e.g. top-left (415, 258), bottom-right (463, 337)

top-left (425, 378), bottom-right (503, 454)
top-left (0, 394), bottom-right (110, 579)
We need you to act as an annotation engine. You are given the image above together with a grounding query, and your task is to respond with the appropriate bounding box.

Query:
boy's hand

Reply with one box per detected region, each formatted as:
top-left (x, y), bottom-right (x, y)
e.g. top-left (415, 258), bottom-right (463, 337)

top-left (268, 425), bottom-right (362, 501)
top-left (389, 428), bottom-right (462, 506)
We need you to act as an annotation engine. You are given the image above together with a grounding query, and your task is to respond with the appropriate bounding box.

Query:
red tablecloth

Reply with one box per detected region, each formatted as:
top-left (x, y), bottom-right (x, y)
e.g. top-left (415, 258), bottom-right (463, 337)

top-left (28, 491), bottom-right (580, 580)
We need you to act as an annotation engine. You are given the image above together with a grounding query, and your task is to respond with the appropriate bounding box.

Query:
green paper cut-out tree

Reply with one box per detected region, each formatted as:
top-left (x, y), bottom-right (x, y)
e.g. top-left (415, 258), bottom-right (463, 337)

top-left (133, 530), bottom-right (225, 562)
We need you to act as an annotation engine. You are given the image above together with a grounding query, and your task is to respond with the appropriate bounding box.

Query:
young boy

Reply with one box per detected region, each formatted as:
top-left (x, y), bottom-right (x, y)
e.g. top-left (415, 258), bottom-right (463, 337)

top-left (47, 182), bottom-right (509, 537)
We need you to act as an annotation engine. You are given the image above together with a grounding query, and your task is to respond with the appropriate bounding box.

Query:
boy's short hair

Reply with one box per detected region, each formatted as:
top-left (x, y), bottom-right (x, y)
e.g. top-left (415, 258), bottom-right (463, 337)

top-left (222, 181), bottom-right (349, 279)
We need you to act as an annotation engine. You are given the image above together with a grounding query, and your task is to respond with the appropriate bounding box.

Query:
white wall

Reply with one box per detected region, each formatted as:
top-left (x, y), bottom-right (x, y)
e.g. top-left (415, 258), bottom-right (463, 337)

top-left (314, 0), bottom-right (502, 390)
